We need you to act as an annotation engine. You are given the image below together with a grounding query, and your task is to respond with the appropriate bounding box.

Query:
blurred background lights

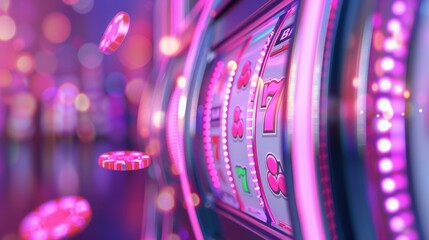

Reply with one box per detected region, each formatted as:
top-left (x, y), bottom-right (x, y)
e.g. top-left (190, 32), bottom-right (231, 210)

top-left (29, 74), bottom-right (55, 100)
top-left (191, 193), bottom-right (200, 207)
top-left (0, 68), bottom-right (12, 88)
top-left (10, 92), bottom-right (37, 118)
top-left (156, 187), bottom-right (175, 213)
top-left (125, 78), bottom-right (145, 104)
top-left (57, 83), bottom-right (79, 106)
top-left (0, 0), bottom-right (10, 12)
top-left (71, 0), bottom-right (94, 14)
top-left (159, 36), bottom-right (180, 56)
top-left (118, 35), bottom-right (152, 69)
top-left (78, 42), bottom-right (104, 69)
top-left (16, 53), bottom-right (34, 74)
top-left (74, 93), bottom-right (91, 112)
top-left (62, 0), bottom-right (80, 6)
top-left (392, 1), bottom-right (406, 15)
top-left (42, 12), bottom-right (71, 43)
top-left (76, 117), bottom-right (96, 142)
top-left (34, 51), bottom-right (58, 75)
top-left (177, 76), bottom-right (186, 89)
top-left (152, 111), bottom-right (163, 129)
top-left (0, 15), bottom-right (16, 41)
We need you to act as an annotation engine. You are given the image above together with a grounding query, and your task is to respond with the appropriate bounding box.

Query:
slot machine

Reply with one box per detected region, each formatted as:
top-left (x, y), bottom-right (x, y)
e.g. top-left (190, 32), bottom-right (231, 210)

top-left (139, 0), bottom-right (426, 239)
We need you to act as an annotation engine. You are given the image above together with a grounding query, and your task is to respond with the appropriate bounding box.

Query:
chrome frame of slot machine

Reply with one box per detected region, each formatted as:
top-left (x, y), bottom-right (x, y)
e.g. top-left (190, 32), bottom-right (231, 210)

top-left (139, 0), bottom-right (427, 239)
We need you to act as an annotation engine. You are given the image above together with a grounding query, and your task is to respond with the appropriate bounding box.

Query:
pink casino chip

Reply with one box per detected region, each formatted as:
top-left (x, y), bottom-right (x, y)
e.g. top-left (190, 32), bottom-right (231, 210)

top-left (99, 11), bottom-right (130, 55)
top-left (20, 196), bottom-right (92, 240)
top-left (98, 150), bottom-right (151, 171)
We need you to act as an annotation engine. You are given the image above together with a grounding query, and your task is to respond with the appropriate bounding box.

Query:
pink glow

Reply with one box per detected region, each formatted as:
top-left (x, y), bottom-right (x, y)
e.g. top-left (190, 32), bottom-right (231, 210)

top-left (179, 0), bottom-right (214, 238)
top-left (395, 230), bottom-right (418, 240)
top-left (246, 31), bottom-right (274, 212)
top-left (394, 85), bottom-right (403, 94)
top-left (369, 0), bottom-right (418, 237)
top-left (384, 38), bottom-right (400, 51)
top-left (221, 63), bottom-right (241, 206)
top-left (203, 62), bottom-right (223, 189)
top-left (389, 212), bottom-right (414, 233)
top-left (377, 138), bottom-right (392, 152)
top-left (382, 178), bottom-right (396, 193)
top-left (379, 77), bottom-right (392, 91)
top-left (381, 57), bottom-right (395, 71)
top-left (379, 158), bottom-right (393, 173)
top-left (385, 197), bottom-right (400, 212)
top-left (392, 1), bottom-right (406, 15)
top-left (390, 216), bottom-right (405, 232)
top-left (377, 119), bottom-right (392, 132)
top-left (387, 19), bottom-right (401, 33)
top-left (377, 98), bottom-right (392, 112)
top-left (291, 0), bottom-right (327, 239)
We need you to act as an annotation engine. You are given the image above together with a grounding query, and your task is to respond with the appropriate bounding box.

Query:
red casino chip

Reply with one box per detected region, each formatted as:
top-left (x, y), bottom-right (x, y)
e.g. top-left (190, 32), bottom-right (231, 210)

top-left (98, 150), bottom-right (151, 171)
top-left (20, 196), bottom-right (92, 240)
top-left (99, 11), bottom-right (130, 55)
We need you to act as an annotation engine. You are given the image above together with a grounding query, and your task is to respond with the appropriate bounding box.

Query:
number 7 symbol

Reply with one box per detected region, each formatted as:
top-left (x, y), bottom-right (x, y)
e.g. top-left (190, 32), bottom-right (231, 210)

top-left (260, 77), bottom-right (285, 134)
top-left (236, 166), bottom-right (250, 193)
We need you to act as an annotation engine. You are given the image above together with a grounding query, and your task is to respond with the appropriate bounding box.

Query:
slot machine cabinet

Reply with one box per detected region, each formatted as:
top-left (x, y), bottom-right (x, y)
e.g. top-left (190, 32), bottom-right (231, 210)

top-left (138, 0), bottom-right (428, 239)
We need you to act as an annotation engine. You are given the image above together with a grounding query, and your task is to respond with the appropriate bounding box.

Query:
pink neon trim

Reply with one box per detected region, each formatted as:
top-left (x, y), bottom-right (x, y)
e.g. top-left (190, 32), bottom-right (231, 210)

top-left (203, 61), bottom-right (224, 189)
top-left (177, 0), bottom-right (214, 239)
top-left (221, 64), bottom-right (240, 195)
top-left (246, 31), bottom-right (274, 217)
top-left (366, 0), bottom-right (418, 238)
top-left (291, 0), bottom-right (327, 239)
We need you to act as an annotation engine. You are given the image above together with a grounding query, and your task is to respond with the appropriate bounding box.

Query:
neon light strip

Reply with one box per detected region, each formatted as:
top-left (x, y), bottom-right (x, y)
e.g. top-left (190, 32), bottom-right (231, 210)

top-left (247, 31), bottom-right (274, 216)
top-left (221, 61), bottom-right (241, 201)
top-left (179, 0), bottom-right (214, 239)
top-left (203, 62), bottom-right (223, 189)
top-left (290, 0), bottom-right (327, 239)
top-left (166, 84), bottom-right (183, 173)
top-left (366, 0), bottom-right (418, 238)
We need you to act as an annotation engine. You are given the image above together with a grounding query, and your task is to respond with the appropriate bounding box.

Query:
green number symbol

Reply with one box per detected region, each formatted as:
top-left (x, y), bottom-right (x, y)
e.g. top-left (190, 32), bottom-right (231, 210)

top-left (236, 166), bottom-right (250, 193)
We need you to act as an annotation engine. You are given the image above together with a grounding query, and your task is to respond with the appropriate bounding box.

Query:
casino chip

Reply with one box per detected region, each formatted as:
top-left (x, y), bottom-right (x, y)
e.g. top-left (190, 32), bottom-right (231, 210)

top-left (99, 11), bottom-right (130, 55)
top-left (98, 150), bottom-right (151, 171)
top-left (20, 196), bottom-right (92, 240)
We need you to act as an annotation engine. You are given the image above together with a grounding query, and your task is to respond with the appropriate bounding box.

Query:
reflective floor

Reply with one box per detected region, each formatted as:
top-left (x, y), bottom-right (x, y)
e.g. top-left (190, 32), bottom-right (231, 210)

top-left (0, 137), bottom-right (147, 239)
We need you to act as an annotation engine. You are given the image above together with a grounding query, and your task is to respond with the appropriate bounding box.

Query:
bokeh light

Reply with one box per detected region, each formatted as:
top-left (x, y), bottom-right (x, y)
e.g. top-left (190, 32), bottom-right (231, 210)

top-left (125, 78), bottom-right (145, 104)
top-left (34, 51), bottom-right (58, 75)
top-left (0, 15), bottom-right (16, 41)
top-left (29, 74), bottom-right (55, 100)
top-left (118, 35), bottom-right (152, 69)
top-left (62, 0), bottom-right (79, 6)
top-left (42, 12), bottom-right (71, 43)
top-left (16, 53), bottom-right (34, 74)
top-left (57, 82), bottom-right (79, 106)
top-left (159, 36), bottom-right (180, 56)
top-left (0, 68), bottom-right (12, 88)
top-left (76, 117), bottom-right (96, 142)
top-left (152, 111), bottom-right (163, 129)
top-left (0, 0), bottom-right (10, 12)
top-left (10, 92), bottom-right (37, 118)
top-left (156, 187), bottom-right (175, 213)
top-left (72, 0), bottom-right (94, 14)
top-left (74, 93), bottom-right (91, 112)
top-left (78, 42), bottom-right (104, 69)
